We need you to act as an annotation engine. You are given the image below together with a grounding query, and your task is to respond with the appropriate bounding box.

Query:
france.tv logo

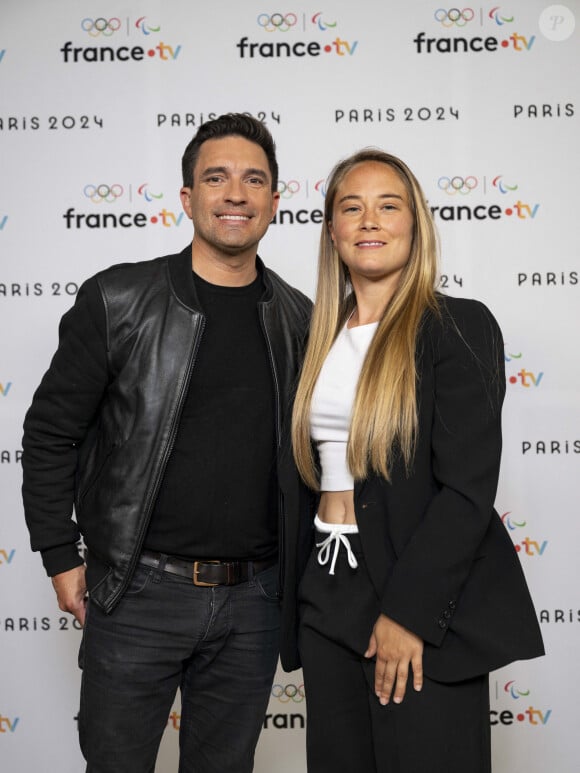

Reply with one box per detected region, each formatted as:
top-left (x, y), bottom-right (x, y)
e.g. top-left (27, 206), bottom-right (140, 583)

top-left (61, 16), bottom-right (181, 63)
top-left (501, 512), bottom-right (548, 557)
top-left (490, 678), bottom-right (552, 727)
top-left (0, 549), bottom-right (15, 565)
top-left (414, 7), bottom-right (535, 54)
top-left (505, 347), bottom-right (543, 388)
top-left (63, 183), bottom-right (182, 230)
top-left (430, 172), bottom-right (539, 223)
top-left (0, 715), bottom-right (19, 733)
top-left (237, 11), bottom-right (358, 58)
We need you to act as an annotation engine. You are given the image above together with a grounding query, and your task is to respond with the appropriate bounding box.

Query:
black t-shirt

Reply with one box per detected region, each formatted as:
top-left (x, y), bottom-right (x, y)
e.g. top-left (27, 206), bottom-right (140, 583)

top-left (144, 270), bottom-right (277, 560)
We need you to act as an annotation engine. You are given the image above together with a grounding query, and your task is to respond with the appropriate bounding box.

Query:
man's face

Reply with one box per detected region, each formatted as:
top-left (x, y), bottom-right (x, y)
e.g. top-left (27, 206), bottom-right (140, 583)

top-left (180, 135), bottom-right (280, 260)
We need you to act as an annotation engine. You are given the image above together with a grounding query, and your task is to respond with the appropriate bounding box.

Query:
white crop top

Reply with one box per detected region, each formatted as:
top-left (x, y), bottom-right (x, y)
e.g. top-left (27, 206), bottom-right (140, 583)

top-left (310, 320), bottom-right (378, 490)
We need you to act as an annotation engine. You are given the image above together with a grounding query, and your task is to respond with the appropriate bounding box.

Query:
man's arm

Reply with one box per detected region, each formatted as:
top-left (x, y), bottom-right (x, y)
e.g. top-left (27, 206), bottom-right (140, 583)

top-left (22, 277), bottom-right (109, 581)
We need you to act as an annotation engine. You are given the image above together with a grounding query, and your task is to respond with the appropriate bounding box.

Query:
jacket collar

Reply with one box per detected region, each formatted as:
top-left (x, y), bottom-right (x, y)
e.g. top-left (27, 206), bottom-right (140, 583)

top-left (167, 243), bottom-right (273, 312)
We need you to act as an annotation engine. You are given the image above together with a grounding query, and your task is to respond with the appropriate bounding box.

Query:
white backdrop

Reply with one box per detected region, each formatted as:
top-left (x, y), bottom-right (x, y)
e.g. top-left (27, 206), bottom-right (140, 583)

top-left (1, 1), bottom-right (578, 771)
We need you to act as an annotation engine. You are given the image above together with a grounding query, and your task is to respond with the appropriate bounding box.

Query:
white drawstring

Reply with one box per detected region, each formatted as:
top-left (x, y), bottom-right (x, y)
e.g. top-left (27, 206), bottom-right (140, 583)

top-left (316, 531), bottom-right (359, 576)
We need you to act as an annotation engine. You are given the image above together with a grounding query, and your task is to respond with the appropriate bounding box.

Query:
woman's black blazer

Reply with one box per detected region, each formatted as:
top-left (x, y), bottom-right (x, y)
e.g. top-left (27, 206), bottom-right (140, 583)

top-left (280, 294), bottom-right (544, 680)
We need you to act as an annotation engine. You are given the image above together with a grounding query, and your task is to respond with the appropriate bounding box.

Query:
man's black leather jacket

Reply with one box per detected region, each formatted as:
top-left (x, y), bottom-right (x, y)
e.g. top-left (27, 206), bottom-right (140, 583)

top-left (22, 246), bottom-right (312, 616)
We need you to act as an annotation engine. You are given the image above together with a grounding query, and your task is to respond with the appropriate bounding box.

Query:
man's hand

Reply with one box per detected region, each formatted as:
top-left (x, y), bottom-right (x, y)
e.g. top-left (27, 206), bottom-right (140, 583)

top-left (365, 613), bottom-right (423, 705)
top-left (51, 565), bottom-right (87, 627)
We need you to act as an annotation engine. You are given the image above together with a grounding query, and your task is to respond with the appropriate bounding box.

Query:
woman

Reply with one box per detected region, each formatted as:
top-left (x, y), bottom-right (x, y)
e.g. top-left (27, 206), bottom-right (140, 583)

top-left (291, 149), bottom-right (544, 772)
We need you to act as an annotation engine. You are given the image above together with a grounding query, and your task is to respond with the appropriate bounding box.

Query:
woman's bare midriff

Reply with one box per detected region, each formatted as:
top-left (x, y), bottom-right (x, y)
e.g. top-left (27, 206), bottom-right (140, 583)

top-left (317, 490), bottom-right (357, 524)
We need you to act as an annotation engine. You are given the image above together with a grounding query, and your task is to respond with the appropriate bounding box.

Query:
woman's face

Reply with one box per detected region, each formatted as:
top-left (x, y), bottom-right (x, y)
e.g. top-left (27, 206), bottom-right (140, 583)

top-left (329, 161), bottom-right (414, 292)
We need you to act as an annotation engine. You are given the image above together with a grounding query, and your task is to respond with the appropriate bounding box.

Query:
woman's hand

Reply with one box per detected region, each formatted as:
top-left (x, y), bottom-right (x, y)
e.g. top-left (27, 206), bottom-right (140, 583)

top-left (365, 613), bottom-right (423, 704)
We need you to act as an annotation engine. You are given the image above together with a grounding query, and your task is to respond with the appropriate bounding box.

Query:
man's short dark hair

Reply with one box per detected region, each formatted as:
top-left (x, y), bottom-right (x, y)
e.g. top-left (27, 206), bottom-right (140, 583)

top-left (181, 113), bottom-right (279, 192)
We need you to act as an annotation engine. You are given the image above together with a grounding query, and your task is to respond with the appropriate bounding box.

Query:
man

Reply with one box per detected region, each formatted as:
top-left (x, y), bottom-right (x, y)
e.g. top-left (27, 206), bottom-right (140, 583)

top-left (22, 113), bottom-right (311, 773)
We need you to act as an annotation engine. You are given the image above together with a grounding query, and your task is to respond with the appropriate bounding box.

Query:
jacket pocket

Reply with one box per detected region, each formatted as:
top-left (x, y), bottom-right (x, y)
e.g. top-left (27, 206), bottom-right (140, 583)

top-left (76, 442), bottom-right (116, 509)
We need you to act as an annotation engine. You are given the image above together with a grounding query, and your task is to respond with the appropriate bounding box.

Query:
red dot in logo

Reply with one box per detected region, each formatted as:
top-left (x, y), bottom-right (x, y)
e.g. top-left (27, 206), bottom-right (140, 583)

top-left (514, 544), bottom-right (521, 552)
top-left (148, 49), bottom-right (156, 57)
top-left (517, 713), bottom-right (525, 721)
top-left (501, 40), bottom-right (509, 48)
top-left (505, 208), bottom-right (513, 216)
top-left (150, 216), bottom-right (158, 224)
top-left (324, 45), bottom-right (332, 52)
top-left (509, 376), bottom-right (517, 384)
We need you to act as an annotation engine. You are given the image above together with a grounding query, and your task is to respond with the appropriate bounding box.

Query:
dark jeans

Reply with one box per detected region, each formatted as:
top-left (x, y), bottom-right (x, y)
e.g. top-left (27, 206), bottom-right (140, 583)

top-left (78, 561), bottom-right (280, 773)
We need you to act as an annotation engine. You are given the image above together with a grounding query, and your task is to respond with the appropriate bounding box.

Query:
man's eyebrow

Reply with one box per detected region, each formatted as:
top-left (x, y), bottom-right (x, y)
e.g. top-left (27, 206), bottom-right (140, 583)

top-left (200, 166), bottom-right (228, 177)
top-left (337, 193), bottom-right (404, 204)
top-left (200, 166), bottom-right (268, 180)
top-left (244, 167), bottom-right (269, 180)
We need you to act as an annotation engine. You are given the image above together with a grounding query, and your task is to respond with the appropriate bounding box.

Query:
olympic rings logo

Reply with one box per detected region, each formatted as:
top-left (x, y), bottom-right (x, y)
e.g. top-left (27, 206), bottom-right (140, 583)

top-left (83, 184), bottom-right (124, 203)
top-left (278, 180), bottom-right (301, 198)
top-left (271, 683), bottom-right (305, 703)
top-left (257, 13), bottom-right (298, 32)
top-left (433, 8), bottom-right (475, 27)
top-left (81, 18), bottom-right (122, 36)
top-left (437, 176), bottom-right (478, 195)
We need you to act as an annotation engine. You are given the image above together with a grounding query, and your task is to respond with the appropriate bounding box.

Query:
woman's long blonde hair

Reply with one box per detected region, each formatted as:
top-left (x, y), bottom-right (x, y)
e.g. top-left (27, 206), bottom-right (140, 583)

top-left (292, 149), bottom-right (440, 490)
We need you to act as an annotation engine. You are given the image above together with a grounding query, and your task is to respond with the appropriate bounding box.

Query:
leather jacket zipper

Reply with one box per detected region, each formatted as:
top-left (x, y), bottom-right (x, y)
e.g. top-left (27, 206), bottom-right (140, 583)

top-left (105, 313), bottom-right (205, 611)
top-left (259, 302), bottom-right (285, 597)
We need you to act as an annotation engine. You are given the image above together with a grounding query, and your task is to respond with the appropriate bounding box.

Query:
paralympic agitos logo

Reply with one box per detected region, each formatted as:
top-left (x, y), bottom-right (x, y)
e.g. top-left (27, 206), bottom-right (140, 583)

top-left (414, 7), bottom-right (536, 55)
top-left (60, 16), bottom-right (181, 63)
top-left (62, 183), bottom-right (185, 230)
top-left (237, 11), bottom-right (358, 59)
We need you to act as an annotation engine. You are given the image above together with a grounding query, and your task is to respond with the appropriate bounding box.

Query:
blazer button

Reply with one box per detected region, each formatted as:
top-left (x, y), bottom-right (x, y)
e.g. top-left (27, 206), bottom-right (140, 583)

top-left (448, 600), bottom-right (456, 609)
top-left (443, 610), bottom-right (451, 619)
top-left (438, 619), bottom-right (447, 629)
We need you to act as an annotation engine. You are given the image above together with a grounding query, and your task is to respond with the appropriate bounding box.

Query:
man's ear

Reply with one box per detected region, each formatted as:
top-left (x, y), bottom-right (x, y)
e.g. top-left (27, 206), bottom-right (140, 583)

top-left (180, 187), bottom-right (193, 219)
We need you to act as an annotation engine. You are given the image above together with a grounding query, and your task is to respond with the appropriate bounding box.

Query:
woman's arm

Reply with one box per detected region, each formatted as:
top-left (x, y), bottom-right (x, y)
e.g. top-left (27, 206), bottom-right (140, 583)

top-left (366, 298), bottom-right (505, 702)
top-left (381, 298), bottom-right (505, 645)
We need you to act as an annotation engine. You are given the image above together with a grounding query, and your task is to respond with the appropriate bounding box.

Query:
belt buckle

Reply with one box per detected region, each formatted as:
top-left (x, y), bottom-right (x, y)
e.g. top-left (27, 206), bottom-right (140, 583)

top-left (193, 560), bottom-right (220, 587)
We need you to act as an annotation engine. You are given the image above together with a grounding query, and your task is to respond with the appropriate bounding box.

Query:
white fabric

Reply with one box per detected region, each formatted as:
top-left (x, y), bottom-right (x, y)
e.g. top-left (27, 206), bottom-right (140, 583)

top-left (310, 320), bottom-right (378, 490)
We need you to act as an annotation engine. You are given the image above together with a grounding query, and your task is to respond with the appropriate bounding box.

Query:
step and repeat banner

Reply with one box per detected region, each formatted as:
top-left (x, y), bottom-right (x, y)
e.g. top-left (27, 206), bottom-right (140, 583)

top-left (1, 1), bottom-right (578, 771)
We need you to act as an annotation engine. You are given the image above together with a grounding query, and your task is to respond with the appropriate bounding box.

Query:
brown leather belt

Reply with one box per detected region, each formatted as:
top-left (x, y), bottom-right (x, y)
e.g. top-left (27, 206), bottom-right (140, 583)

top-left (139, 549), bottom-right (277, 587)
